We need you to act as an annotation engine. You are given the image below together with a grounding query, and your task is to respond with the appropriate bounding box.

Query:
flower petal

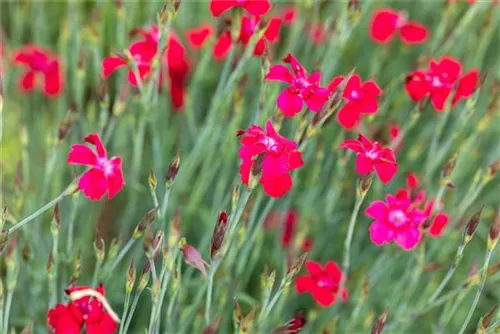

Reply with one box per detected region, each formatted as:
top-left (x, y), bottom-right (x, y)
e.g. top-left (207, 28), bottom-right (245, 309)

top-left (79, 168), bottom-right (108, 201)
top-left (264, 17), bottom-right (282, 42)
top-left (84, 133), bottom-right (107, 158)
top-left (127, 64), bottom-right (152, 87)
top-left (261, 173), bottom-right (293, 198)
top-left (343, 75), bottom-right (361, 99)
top-left (48, 304), bottom-right (82, 334)
top-left (44, 61), bottom-right (63, 97)
top-left (325, 261), bottom-right (342, 282)
top-left (454, 69), bottom-right (479, 104)
top-left (102, 56), bottom-right (126, 78)
top-left (212, 31), bottom-right (233, 60)
top-left (311, 286), bottom-right (335, 307)
top-left (283, 53), bottom-right (306, 78)
top-left (86, 313), bottom-right (118, 334)
top-left (365, 201), bottom-right (388, 220)
top-left (243, 0), bottom-right (271, 16)
top-left (340, 139), bottom-right (364, 153)
top-left (288, 151), bottom-right (304, 170)
top-left (355, 154), bottom-right (374, 175)
top-left (395, 227), bottom-right (421, 251)
top-left (209, 0), bottom-right (237, 16)
top-left (337, 105), bottom-right (360, 129)
top-left (186, 23), bottom-right (213, 48)
top-left (327, 75), bottom-right (345, 92)
top-left (370, 9), bottom-right (399, 43)
top-left (429, 213), bottom-right (449, 237)
top-left (107, 157), bottom-right (125, 200)
top-left (277, 88), bottom-right (303, 117)
top-left (400, 21), bottom-right (428, 44)
top-left (295, 275), bottom-right (315, 293)
top-left (19, 71), bottom-right (36, 92)
top-left (306, 260), bottom-right (323, 276)
top-left (305, 87), bottom-right (329, 112)
top-left (369, 220), bottom-right (395, 245)
top-left (374, 160), bottom-right (398, 184)
top-left (430, 88), bottom-right (452, 112)
top-left (265, 64), bottom-right (293, 84)
top-left (67, 144), bottom-right (98, 166)
top-left (405, 71), bottom-right (429, 102)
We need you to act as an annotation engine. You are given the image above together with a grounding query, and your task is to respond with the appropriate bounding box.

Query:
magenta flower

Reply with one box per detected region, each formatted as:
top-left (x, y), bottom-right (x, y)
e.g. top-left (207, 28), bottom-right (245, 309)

top-left (67, 134), bottom-right (125, 201)
top-left (340, 134), bottom-right (398, 184)
top-left (265, 54), bottom-right (330, 117)
top-left (366, 195), bottom-right (426, 251)
top-left (237, 121), bottom-right (304, 198)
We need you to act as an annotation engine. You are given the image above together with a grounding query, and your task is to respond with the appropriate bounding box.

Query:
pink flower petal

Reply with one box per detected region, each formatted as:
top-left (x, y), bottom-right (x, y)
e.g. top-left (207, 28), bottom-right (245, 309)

top-left (405, 71), bottom-right (430, 102)
top-left (343, 75), bottom-right (361, 99)
top-left (261, 173), bottom-right (293, 198)
top-left (340, 139), bottom-right (364, 153)
top-left (304, 87), bottom-right (329, 112)
top-left (209, 0), bottom-right (237, 17)
top-left (327, 75), bottom-right (345, 92)
top-left (102, 56), bottom-right (126, 78)
top-left (67, 144), bottom-right (98, 166)
top-left (369, 220), bottom-right (395, 245)
top-left (429, 213), bottom-right (449, 237)
top-left (264, 17), bottom-right (282, 42)
top-left (355, 154), bottom-right (374, 175)
top-left (78, 168), bottom-right (108, 201)
top-left (400, 21), bottom-right (429, 44)
top-left (47, 304), bottom-right (82, 334)
top-left (277, 88), bottom-right (304, 117)
top-left (19, 71), bottom-right (36, 92)
top-left (430, 88), bottom-right (452, 112)
top-left (212, 31), bottom-right (232, 60)
top-left (370, 9), bottom-right (399, 43)
top-left (325, 261), bottom-right (342, 282)
top-left (85, 313), bottom-right (118, 334)
top-left (311, 286), bottom-right (335, 307)
top-left (288, 151), bottom-right (304, 170)
top-left (337, 105), bottom-right (360, 129)
top-left (394, 227), bottom-right (421, 251)
top-left (374, 160), bottom-right (398, 184)
top-left (365, 201), bottom-right (388, 220)
top-left (283, 53), bottom-right (306, 78)
top-left (186, 23), bottom-right (213, 49)
top-left (243, 0), bottom-right (271, 17)
top-left (265, 65), bottom-right (293, 84)
top-left (107, 157), bottom-right (125, 200)
top-left (84, 133), bottom-right (107, 158)
top-left (44, 62), bottom-right (63, 97)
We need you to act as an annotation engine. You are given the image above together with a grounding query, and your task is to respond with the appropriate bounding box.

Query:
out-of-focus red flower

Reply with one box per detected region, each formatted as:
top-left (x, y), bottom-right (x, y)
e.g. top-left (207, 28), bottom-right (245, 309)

top-left (341, 134), bottom-right (398, 184)
top-left (396, 173), bottom-right (450, 238)
top-left (295, 260), bottom-right (348, 307)
top-left (281, 311), bottom-right (306, 333)
top-left (102, 25), bottom-right (190, 110)
top-left (405, 56), bottom-right (479, 112)
top-left (366, 195), bottom-right (426, 251)
top-left (370, 9), bottom-right (428, 44)
top-left (237, 121), bottom-right (304, 198)
top-left (0, 44), bottom-right (4, 76)
top-left (209, 0), bottom-right (271, 17)
top-left (281, 210), bottom-right (298, 247)
top-left (47, 284), bottom-right (118, 334)
top-left (307, 23), bottom-right (326, 45)
top-left (281, 6), bottom-right (297, 25)
top-left (328, 74), bottom-right (382, 129)
top-left (389, 122), bottom-right (403, 152)
top-left (212, 15), bottom-right (281, 59)
top-left (13, 44), bottom-right (63, 97)
top-left (67, 133), bottom-right (125, 201)
top-left (300, 237), bottom-right (313, 252)
top-left (186, 23), bottom-right (213, 49)
top-left (266, 54), bottom-right (330, 117)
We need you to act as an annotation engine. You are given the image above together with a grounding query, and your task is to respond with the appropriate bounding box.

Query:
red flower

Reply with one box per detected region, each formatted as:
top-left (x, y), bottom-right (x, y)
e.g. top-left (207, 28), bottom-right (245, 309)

top-left (209, 0), bottom-right (271, 17)
top-left (67, 133), bottom-right (125, 201)
top-left (47, 285), bottom-right (118, 334)
top-left (405, 56), bottom-right (479, 112)
top-left (328, 74), bottom-right (382, 129)
top-left (370, 9), bottom-right (428, 44)
top-left (237, 121), bottom-right (304, 198)
top-left (265, 54), bottom-right (330, 117)
top-left (366, 195), bottom-right (426, 251)
top-left (281, 210), bottom-right (298, 247)
top-left (13, 44), bottom-right (63, 97)
top-left (295, 260), bottom-right (348, 307)
top-left (281, 6), bottom-right (297, 25)
top-left (212, 15), bottom-right (281, 59)
top-left (186, 23), bottom-right (213, 49)
top-left (341, 134), bottom-right (398, 184)
top-left (307, 24), bottom-right (326, 45)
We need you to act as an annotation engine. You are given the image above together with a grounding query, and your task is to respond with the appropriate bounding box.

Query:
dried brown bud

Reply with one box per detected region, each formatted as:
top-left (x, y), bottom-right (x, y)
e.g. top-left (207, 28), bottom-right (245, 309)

top-left (0, 228), bottom-right (7, 253)
top-left (233, 298), bottom-right (243, 326)
top-left (94, 230), bottom-right (105, 262)
top-left (58, 111), bottom-right (73, 142)
top-left (166, 151), bottom-right (181, 187)
top-left (46, 251), bottom-right (54, 277)
top-left (168, 209), bottom-right (181, 247)
top-left (442, 152), bottom-right (458, 179)
top-left (487, 262), bottom-right (500, 277)
top-left (133, 207), bottom-right (159, 239)
top-left (488, 214), bottom-right (500, 250)
top-left (126, 260), bottom-right (136, 293)
top-left (51, 204), bottom-right (61, 237)
top-left (22, 242), bottom-right (30, 261)
top-left (285, 253), bottom-right (308, 287)
top-left (138, 262), bottom-right (151, 291)
top-left (149, 168), bottom-right (157, 191)
top-left (371, 308), bottom-right (389, 334)
top-left (423, 262), bottom-right (443, 272)
top-left (180, 238), bottom-right (209, 278)
top-left (465, 207), bottom-right (483, 243)
top-left (476, 304), bottom-right (498, 334)
top-left (210, 211), bottom-right (229, 259)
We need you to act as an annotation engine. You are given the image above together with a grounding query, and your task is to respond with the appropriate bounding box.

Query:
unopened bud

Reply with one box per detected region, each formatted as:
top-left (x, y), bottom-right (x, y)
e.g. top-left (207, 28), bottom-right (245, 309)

top-left (210, 211), bottom-right (229, 259)
top-left (22, 242), bottom-right (30, 261)
top-left (284, 253), bottom-right (308, 287)
top-left (357, 173), bottom-right (373, 198)
top-left (0, 228), bottom-right (8, 253)
top-left (371, 308), bottom-right (389, 334)
top-left (133, 207), bottom-right (159, 239)
top-left (180, 238), bottom-right (209, 278)
top-left (94, 231), bottom-right (105, 262)
top-left (248, 155), bottom-right (264, 190)
top-left (138, 263), bottom-right (151, 291)
top-left (147, 230), bottom-right (163, 260)
top-left (149, 169), bottom-right (157, 191)
top-left (487, 262), bottom-right (500, 277)
top-left (488, 159), bottom-right (500, 177)
top-left (465, 207), bottom-right (483, 244)
top-left (168, 209), bottom-right (181, 247)
top-left (126, 260), bottom-right (136, 293)
top-left (51, 204), bottom-right (61, 238)
top-left (108, 238), bottom-right (121, 260)
top-left (233, 298), bottom-right (243, 326)
top-left (488, 214), bottom-right (500, 251)
top-left (476, 304), bottom-right (498, 334)
top-left (58, 112), bottom-right (72, 143)
top-left (166, 151), bottom-right (181, 187)
top-left (442, 152), bottom-right (458, 179)
top-left (240, 306), bottom-right (258, 333)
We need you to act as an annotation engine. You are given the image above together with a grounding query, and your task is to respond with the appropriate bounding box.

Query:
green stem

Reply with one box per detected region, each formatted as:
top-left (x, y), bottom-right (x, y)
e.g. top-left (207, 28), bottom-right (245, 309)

top-left (118, 290), bottom-right (132, 334)
top-left (205, 258), bottom-right (221, 325)
top-left (122, 290), bottom-right (142, 334)
top-left (2, 290), bottom-right (13, 334)
top-left (458, 250), bottom-right (493, 334)
top-left (105, 238), bottom-right (136, 280)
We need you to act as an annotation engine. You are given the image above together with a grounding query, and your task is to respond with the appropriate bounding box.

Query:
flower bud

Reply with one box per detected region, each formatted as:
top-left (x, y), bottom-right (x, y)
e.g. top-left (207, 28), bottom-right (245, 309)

top-left (126, 260), bottom-right (136, 293)
top-left (284, 253), bottom-right (308, 288)
top-left (371, 308), bottom-right (389, 334)
top-left (138, 263), bottom-right (151, 292)
top-left (168, 209), bottom-right (181, 248)
top-left (248, 155), bottom-right (264, 190)
top-left (47, 251), bottom-right (55, 279)
top-left (57, 111), bottom-right (73, 143)
top-left (180, 238), bottom-right (209, 278)
top-left (149, 168), bottom-right (157, 191)
top-left (133, 207), bottom-right (159, 239)
top-left (94, 230), bottom-right (105, 262)
top-left (357, 173), bottom-right (373, 199)
top-left (210, 211), bottom-right (229, 259)
top-left (240, 306), bottom-right (258, 333)
top-left (464, 207), bottom-right (483, 244)
top-left (487, 262), bottom-right (500, 277)
top-left (108, 238), bottom-right (121, 260)
top-left (488, 214), bottom-right (500, 251)
top-left (476, 304), bottom-right (498, 334)
top-left (233, 298), bottom-right (243, 327)
top-left (51, 204), bottom-right (61, 238)
top-left (442, 152), bottom-right (458, 180)
top-left (166, 151), bottom-right (181, 188)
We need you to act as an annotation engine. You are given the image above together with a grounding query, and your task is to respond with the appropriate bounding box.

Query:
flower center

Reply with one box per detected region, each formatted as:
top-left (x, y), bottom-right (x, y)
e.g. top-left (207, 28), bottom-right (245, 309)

top-left (264, 137), bottom-right (283, 154)
top-left (293, 77), bottom-right (311, 90)
top-left (317, 277), bottom-right (335, 289)
top-left (365, 148), bottom-right (379, 160)
top-left (349, 89), bottom-right (363, 101)
top-left (97, 158), bottom-right (114, 177)
top-left (388, 209), bottom-right (408, 227)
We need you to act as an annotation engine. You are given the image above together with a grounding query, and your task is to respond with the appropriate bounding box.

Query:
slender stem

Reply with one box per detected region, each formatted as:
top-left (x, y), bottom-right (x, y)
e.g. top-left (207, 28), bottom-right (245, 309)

top-left (91, 259), bottom-right (103, 287)
top-left (205, 258), bottom-right (221, 324)
top-left (122, 290), bottom-right (142, 334)
top-left (160, 187), bottom-right (171, 221)
top-left (486, 319), bottom-right (500, 334)
top-left (105, 238), bottom-right (136, 279)
top-left (428, 243), bottom-right (465, 303)
top-left (2, 290), bottom-right (13, 334)
top-left (458, 250), bottom-right (493, 334)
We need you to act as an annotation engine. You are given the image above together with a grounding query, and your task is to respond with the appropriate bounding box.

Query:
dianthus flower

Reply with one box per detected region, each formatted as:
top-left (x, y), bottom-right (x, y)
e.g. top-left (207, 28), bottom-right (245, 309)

top-left (209, 0), bottom-right (271, 17)
top-left (370, 8), bottom-right (428, 44)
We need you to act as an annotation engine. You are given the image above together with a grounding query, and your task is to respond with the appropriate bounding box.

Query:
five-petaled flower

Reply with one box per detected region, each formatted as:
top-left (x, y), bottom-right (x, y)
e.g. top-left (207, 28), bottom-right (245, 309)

top-left (366, 194), bottom-right (426, 251)
top-left (209, 0), bottom-right (271, 17)
top-left (212, 15), bottom-right (281, 59)
top-left (266, 54), bottom-right (330, 117)
top-left (328, 74), bottom-right (382, 129)
top-left (47, 284), bottom-right (118, 334)
top-left (405, 56), bottom-right (479, 111)
top-left (68, 133), bottom-right (125, 201)
top-left (13, 44), bottom-right (63, 97)
top-left (370, 8), bottom-right (428, 44)
top-left (237, 121), bottom-right (304, 198)
top-left (341, 134), bottom-right (398, 184)
top-left (295, 260), bottom-right (348, 307)
top-left (396, 173), bottom-right (450, 237)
